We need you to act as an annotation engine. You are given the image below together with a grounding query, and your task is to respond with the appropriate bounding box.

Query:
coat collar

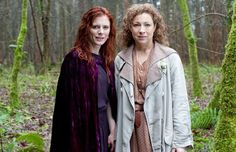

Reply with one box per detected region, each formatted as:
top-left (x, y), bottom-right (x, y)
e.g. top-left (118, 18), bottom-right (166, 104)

top-left (118, 45), bottom-right (134, 66)
top-left (118, 42), bottom-right (176, 86)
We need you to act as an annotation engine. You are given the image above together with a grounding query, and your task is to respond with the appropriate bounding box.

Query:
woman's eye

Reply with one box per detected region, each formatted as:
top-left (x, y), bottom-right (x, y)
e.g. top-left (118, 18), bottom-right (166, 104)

top-left (92, 25), bottom-right (100, 29)
top-left (103, 26), bottom-right (109, 29)
top-left (133, 24), bottom-right (140, 27)
top-left (144, 24), bottom-right (151, 27)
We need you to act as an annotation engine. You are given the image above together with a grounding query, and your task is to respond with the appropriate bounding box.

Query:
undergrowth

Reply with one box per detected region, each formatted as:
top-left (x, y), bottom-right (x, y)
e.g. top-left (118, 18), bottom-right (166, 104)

top-left (0, 63), bottom-right (221, 152)
top-left (0, 64), bottom-right (58, 151)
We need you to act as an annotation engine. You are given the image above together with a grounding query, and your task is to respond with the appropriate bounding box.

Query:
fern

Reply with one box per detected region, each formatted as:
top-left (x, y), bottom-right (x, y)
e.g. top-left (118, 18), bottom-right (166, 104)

top-left (191, 108), bottom-right (218, 129)
top-left (16, 133), bottom-right (44, 152)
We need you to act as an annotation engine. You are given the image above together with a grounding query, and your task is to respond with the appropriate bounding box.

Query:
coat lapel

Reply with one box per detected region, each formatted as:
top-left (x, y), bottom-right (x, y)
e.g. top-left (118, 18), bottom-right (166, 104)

top-left (146, 42), bottom-right (176, 86)
top-left (118, 45), bottom-right (134, 85)
top-left (117, 46), bottom-right (135, 109)
top-left (145, 42), bottom-right (176, 98)
top-left (146, 42), bottom-right (166, 86)
top-left (117, 43), bottom-right (176, 105)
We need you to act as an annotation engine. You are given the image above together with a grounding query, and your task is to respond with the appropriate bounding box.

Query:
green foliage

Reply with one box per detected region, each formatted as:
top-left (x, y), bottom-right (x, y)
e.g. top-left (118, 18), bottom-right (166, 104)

top-left (193, 135), bottom-right (209, 151)
top-left (189, 100), bottom-right (218, 151)
top-left (208, 83), bottom-right (221, 111)
top-left (185, 63), bottom-right (221, 103)
top-left (190, 101), bottom-right (201, 113)
top-left (37, 74), bottom-right (57, 96)
top-left (0, 132), bottom-right (44, 152)
top-left (0, 65), bottom-right (57, 151)
top-left (16, 133), bottom-right (44, 152)
top-left (0, 102), bottom-right (45, 151)
top-left (6, 142), bottom-right (16, 152)
top-left (1, 61), bottom-right (223, 151)
top-left (190, 134), bottom-right (214, 152)
top-left (0, 66), bottom-right (10, 87)
top-left (191, 108), bottom-right (218, 129)
top-left (0, 103), bottom-right (11, 124)
top-left (17, 72), bottom-right (57, 97)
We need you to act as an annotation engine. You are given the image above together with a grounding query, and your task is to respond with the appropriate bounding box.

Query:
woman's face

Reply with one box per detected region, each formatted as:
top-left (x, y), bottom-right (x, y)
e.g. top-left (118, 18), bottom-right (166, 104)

top-left (89, 15), bottom-right (110, 50)
top-left (130, 13), bottom-right (156, 46)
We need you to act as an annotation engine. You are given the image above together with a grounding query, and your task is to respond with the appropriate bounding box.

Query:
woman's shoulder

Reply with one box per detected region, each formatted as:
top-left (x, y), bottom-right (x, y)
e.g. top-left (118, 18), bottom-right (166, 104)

top-left (115, 45), bottom-right (133, 60)
top-left (64, 48), bottom-right (79, 59)
top-left (115, 48), bottom-right (129, 63)
top-left (156, 42), bottom-right (176, 55)
top-left (60, 48), bottom-right (83, 68)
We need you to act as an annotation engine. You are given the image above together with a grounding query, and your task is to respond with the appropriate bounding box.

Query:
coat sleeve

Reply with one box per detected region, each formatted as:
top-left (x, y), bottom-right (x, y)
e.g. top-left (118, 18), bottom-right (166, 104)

top-left (169, 53), bottom-right (193, 149)
top-left (114, 56), bottom-right (123, 151)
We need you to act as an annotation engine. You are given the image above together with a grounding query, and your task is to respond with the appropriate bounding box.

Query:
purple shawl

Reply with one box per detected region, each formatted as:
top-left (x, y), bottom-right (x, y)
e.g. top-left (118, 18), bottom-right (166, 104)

top-left (50, 49), bottom-right (117, 152)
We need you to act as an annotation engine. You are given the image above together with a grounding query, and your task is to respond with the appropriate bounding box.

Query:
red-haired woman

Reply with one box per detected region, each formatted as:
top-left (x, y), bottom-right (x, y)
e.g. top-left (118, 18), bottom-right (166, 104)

top-left (50, 6), bottom-right (117, 152)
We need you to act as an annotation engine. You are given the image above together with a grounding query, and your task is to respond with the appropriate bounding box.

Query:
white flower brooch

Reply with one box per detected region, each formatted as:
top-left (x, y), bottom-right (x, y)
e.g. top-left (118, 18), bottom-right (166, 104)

top-left (157, 60), bottom-right (167, 75)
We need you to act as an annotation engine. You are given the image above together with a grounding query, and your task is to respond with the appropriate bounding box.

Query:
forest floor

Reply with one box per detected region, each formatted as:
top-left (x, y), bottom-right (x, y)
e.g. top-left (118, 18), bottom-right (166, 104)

top-left (0, 63), bottom-right (221, 152)
top-left (0, 66), bottom-right (58, 151)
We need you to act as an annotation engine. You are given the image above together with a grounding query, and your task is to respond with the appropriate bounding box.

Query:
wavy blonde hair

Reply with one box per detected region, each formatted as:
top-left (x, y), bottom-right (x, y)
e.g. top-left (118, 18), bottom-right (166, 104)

top-left (119, 3), bottom-right (169, 48)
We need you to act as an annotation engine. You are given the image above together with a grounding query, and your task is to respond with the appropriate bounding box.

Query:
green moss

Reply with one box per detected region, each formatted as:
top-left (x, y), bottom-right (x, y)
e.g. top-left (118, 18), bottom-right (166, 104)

top-left (213, 0), bottom-right (236, 151)
top-left (214, 113), bottom-right (236, 151)
top-left (227, 0), bottom-right (234, 29)
top-left (177, 0), bottom-right (202, 97)
top-left (10, 0), bottom-right (28, 109)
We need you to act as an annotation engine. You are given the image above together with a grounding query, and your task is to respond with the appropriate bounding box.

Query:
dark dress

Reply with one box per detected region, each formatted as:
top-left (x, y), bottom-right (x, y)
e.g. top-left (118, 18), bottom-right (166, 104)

top-left (93, 53), bottom-right (109, 152)
top-left (50, 49), bottom-right (117, 152)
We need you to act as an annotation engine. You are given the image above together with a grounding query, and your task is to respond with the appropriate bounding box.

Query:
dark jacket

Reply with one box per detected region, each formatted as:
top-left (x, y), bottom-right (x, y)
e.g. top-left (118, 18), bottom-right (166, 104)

top-left (50, 49), bottom-right (117, 152)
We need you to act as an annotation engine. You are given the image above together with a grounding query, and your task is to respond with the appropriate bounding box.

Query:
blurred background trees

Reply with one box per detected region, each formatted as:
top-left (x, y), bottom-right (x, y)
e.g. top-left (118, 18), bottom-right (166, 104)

top-left (1, 0), bottom-right (235, 151)
top-left (0, 0), bottom-right (227, 68)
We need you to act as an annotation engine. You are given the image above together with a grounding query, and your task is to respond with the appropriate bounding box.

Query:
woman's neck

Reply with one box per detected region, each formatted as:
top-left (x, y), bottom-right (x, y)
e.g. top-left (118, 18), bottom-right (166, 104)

top-left (134, 42), bottom-right (154, 65)
top-left (90, 45), bottom-right (100, 55)
top-left (134, 42), bottom-right (154, 53)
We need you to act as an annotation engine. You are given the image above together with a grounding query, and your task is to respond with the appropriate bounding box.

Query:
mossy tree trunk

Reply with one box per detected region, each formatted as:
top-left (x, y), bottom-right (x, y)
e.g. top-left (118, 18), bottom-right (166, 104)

top-left (10, 0), bottom-right (28, 109)
top-left (177, 0), bottom-right (202, 97)
top-left (209, 0), bottom-right (234, 111)
top-left (226, 0), bottom-right (234, 29)
top-left (213, 0), bottom-right (236, 151)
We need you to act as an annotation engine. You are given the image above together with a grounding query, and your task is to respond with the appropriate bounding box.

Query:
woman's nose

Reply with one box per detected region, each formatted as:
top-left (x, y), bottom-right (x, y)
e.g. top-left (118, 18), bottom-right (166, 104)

top-left (139, 25), bottom-right (145, 33)
top-left (98, 28), bottom-right (104, 34)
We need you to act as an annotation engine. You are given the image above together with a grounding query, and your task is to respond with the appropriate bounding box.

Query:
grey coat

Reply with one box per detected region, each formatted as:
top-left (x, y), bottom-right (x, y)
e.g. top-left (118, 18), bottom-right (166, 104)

top-left (115, 42), bottom-right (193, 152)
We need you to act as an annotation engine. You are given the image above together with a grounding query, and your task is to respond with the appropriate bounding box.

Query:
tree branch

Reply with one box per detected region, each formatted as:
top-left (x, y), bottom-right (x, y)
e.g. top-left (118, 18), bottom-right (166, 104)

top-left (170, 12), bottom-right (227, 34)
